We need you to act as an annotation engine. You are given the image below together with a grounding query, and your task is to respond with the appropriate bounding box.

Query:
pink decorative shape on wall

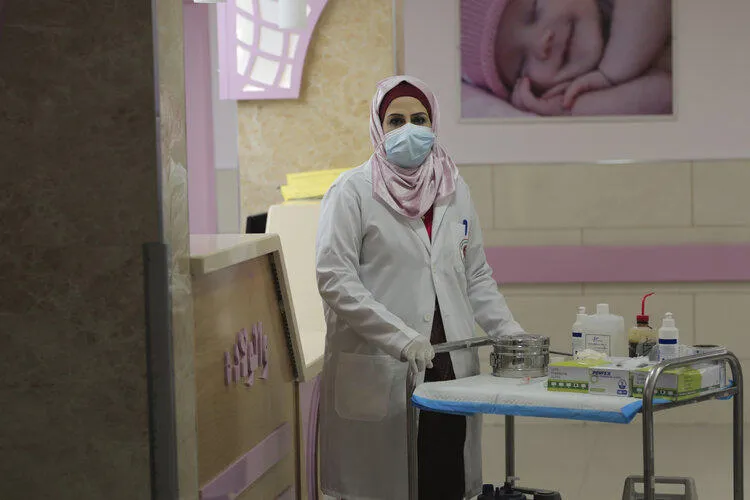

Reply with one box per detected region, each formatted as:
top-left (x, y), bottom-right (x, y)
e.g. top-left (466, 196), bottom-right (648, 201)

top-left (224, 352), bottom-right (232, 386)
top-left (237, 329), bottom-right (248, 377)
top-left (233, 344), bottom-right (241, 382)
top-left (224, 323), bottom-right (269, 387)
top-left (200, 422), bottom-right (293, 500)
top-left (184, 3), bottom-right (218, 234)
top-left (216, 0), bottom-right (330, 100)
top-left (247, 325), bottom-right (258, 386)
top-left (276, 487), bottom-right (295, 500)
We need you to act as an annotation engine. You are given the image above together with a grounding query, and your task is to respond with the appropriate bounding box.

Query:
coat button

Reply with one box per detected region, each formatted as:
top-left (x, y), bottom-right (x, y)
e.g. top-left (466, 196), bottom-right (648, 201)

top-left (424, 313), bottom-right (432, 322)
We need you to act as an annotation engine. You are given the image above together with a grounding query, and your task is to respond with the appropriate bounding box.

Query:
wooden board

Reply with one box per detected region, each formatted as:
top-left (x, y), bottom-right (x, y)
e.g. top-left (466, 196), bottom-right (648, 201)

top-left (193, 254), bottom-right (298, 498)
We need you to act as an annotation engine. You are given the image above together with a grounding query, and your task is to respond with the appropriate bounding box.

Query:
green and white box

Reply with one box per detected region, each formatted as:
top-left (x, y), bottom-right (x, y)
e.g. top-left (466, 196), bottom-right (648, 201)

top-left (632, 363), bottom-right (723, 401)
top-left (548, 358), bottom-right (650, 397)
top-left (548, 359), bottom-right (605, 394)
top-left (589, 358), bottom-right (648, 397)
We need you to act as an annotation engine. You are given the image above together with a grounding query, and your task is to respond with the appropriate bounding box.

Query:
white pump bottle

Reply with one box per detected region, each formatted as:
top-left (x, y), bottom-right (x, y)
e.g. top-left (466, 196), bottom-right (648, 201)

top-left (658, 312), bottom-right (680, 361)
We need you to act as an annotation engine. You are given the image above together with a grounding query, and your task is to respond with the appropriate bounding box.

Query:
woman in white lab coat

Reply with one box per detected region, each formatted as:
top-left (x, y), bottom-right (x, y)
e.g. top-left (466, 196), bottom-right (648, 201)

top-left (316, 76), bottom-right (524, 500)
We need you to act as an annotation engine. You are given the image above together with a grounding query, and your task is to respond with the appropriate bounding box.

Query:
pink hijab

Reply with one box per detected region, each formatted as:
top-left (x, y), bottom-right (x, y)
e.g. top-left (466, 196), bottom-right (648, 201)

top-left (369, 76), bottom-right (459, 220)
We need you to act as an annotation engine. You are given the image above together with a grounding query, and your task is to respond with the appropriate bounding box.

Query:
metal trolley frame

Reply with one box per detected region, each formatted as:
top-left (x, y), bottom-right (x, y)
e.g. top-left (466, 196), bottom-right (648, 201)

top-left (405, 337), bottom-right (744, 500)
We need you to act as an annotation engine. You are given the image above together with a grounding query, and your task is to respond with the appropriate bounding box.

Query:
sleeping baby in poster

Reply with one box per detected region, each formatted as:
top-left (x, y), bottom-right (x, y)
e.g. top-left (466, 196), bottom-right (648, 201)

top-left (461, 0), bottom-right (673, 119)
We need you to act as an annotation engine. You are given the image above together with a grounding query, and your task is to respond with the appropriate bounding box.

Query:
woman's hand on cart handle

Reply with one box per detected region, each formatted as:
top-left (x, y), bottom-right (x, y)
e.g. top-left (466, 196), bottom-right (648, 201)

top-left (402, 337), bottom-right (435, 373)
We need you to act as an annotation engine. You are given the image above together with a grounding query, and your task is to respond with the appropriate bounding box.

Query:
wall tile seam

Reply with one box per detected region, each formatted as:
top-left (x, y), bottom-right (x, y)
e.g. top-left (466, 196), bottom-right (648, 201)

top-left (688, 223), bottom-right (750, 229)
top-left (469, 161), bottom-right (699, 168)
top-left (491, 224), bottom-right (707, 231)
top-left (487, 225), bottom-right (584, 233)
top-left (489, 167), bottom-right (496, 228)
top-left (689, 162), bottom-right (696, 226)
top-left (470, 162), bottom-right (750, 171)
top-left (214, 163), bottom-right (239, 170)
top-left (500, 290), bottom-right (586, 297)
top-left (692, 293), bottom-right (697, 344)
top-left (506, 286), bottom-right (750, 293)
top-left (579, 287), bottom-right (750, 296)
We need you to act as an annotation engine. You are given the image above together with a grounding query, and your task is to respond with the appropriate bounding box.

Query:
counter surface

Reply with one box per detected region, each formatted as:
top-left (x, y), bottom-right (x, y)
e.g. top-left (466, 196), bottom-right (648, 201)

top-left (190, 234), bottom-right (281, 276)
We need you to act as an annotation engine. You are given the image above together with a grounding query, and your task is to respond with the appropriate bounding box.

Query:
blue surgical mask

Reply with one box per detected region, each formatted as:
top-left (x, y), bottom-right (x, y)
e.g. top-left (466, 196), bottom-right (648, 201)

top-left (384, 123), bottom-right (435, 169)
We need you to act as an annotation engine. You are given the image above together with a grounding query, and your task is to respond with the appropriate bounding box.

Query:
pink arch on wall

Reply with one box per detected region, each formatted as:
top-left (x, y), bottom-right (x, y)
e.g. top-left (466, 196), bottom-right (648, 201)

top-left (217, 0), bottom-right (330, 100)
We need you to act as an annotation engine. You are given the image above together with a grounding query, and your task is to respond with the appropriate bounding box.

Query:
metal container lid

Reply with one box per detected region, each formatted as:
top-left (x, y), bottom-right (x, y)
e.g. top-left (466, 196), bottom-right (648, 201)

top-left (493, 333), bottom-right (550, 348)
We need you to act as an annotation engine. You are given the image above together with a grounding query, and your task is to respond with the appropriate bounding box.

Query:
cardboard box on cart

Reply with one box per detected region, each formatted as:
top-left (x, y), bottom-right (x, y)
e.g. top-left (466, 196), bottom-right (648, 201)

top-left (632, 363), bottom-right (724, 401)
top-left (547, 359), bottom-right (601, 394)
top-left (548, 357), bottom-right (651, 397)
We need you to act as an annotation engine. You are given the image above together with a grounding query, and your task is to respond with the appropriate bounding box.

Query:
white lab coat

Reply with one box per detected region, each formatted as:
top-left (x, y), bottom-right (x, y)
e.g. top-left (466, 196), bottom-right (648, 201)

top-left (316, 161), bottom-right (523, 500)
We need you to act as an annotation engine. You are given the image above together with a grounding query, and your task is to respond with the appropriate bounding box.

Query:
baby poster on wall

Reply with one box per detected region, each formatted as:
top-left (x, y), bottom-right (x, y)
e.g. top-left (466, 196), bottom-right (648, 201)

top-left (460, 0), bottom-right (674, 120)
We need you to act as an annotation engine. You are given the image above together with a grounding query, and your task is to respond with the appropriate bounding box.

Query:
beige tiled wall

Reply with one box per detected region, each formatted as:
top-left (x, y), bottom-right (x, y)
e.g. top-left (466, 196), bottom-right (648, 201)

top-left (462, 160), bottom-right (750, 424)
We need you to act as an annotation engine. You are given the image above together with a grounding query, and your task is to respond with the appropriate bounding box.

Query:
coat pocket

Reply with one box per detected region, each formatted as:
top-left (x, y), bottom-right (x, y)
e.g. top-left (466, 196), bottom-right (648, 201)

top-left (334, 352), bottom-right (395, 422)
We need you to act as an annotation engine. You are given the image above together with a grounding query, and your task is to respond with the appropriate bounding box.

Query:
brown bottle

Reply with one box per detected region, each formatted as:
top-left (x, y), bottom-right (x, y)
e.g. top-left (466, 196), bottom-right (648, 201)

top-left (628, 293), bottom-right (657, 357)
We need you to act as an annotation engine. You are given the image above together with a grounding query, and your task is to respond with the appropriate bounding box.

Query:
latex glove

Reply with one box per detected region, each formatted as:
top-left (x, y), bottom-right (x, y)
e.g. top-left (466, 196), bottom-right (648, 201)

top-left (402, 337), bottom-right (435, 374)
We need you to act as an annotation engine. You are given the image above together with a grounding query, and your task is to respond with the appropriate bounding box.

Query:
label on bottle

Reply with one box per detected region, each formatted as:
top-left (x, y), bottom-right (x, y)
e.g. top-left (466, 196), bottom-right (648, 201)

top-left (572, 331), bottom-right (585, 355)
top-left (585, 333), bottom-right (611, 356)
top-left (658, 338), bottom-right (679, 361)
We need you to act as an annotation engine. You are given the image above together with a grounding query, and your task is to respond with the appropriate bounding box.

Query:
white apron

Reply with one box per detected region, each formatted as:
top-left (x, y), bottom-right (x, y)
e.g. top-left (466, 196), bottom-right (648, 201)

top-left (315, 162), bottom-right (523, 500)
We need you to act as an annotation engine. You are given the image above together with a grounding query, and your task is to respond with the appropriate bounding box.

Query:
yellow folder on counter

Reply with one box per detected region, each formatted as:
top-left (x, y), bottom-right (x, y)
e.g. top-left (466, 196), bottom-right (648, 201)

top-left (280, 168), bottom-right (351, 201)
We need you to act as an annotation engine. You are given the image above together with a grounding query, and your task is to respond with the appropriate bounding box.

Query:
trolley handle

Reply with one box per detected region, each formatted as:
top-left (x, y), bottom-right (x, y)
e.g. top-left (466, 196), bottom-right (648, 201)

top-left (432, 336), bottom-right (494, 354)
top-left (431, 335), bottom-right (572, 356)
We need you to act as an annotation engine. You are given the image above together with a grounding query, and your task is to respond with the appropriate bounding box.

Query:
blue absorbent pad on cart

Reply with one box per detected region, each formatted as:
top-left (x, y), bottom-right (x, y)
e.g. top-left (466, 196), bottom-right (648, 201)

top-left (412, 375), bottom-right (647, 424)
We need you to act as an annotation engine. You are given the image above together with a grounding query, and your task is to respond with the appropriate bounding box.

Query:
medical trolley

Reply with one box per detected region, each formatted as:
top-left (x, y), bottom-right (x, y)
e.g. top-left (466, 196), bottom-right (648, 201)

top-left (405, 337), bottom-right (744, 500)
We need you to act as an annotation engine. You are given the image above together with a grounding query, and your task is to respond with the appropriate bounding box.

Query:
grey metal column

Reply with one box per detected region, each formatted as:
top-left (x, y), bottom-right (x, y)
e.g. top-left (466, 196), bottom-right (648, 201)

top-left (407, 368), bottom-right (419, 500)
top-left (143, 242), bottom-right (179, 500)
top-left (729, 355), bottom-right (744, 499)
top-left (505, 415), bottom-right (515, 485)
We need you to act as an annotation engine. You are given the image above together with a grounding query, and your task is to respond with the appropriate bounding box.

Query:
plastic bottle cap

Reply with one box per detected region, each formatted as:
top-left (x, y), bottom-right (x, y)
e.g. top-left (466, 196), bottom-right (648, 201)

top-left (577, 306), bottom-right (586, 314)
top-left (596, 303), bottom-right (610, 315)
top-left (637, 315), bottom-right (650, 323)
top-left (662, 312), bottom-right (676, 328)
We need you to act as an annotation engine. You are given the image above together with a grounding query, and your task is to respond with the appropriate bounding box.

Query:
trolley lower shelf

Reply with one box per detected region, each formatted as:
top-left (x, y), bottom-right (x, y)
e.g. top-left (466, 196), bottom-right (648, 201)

top-left (405, 338), bottom-right (743, 500)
